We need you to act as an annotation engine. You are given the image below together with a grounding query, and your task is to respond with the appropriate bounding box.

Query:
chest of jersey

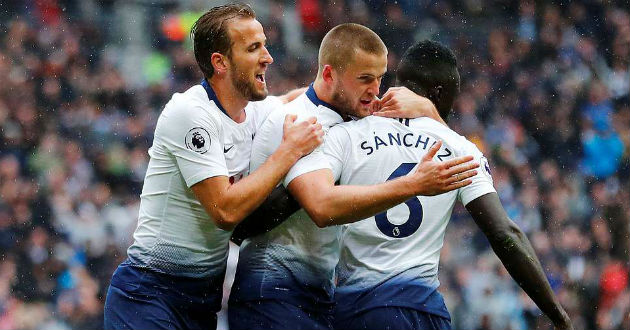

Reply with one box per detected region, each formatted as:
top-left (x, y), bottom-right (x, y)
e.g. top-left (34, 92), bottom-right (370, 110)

top-left (220, 116), bottom-right (257, 183)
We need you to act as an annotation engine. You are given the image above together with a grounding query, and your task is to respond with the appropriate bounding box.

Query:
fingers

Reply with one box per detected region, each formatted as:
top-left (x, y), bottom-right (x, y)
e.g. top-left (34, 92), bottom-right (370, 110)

top-left (444, 169), bottom-right (478, 185)
top-left (443, 179), bottom-right (473, 191)
top-left (444, 161), bottom-right (480, 177)
top-left (380, 90), bottom-right (395, 104)
top-left (283, 114), bottom-right (297, 128)
top-left (422, 141), bottom-right (442, 162)
top-left (305, 116), bottom-right (318, 124)
top-left (372, 110), bottom-right (403, 118)
top-left (441, 155), bottom-right (474, 169)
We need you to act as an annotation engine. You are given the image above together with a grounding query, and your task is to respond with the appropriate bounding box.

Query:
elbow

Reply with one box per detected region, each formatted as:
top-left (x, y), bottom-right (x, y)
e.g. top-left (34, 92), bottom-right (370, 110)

top-left (213, 211), bottom-right (240, 231)
top-left (490, 220), bottom-right (526, 250)
top-left (306, 206), bottom-right (333, 228)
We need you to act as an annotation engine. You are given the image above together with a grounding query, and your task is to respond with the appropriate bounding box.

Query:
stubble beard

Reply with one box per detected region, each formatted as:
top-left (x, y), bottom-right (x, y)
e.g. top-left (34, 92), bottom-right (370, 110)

top-left (231, 61), bottom-right (267, 102)
top-left (331, 84), bottom-right (359, 118)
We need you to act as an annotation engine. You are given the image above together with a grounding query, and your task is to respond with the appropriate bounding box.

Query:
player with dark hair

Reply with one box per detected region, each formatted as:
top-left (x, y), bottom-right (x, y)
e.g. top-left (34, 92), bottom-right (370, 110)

top-left (103, 4), bottom-right (324, 329)
top-left (305, 40), bottom-right (573, 329)
top-left (228, 25), bottom-right (480, 330)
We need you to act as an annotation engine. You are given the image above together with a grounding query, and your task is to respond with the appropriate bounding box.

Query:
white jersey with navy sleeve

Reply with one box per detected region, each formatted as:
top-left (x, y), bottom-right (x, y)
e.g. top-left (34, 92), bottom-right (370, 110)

top-left (230, 84), bottom-right (344, 312)
top-left (321, 116), bottom-right (495, 320)
top-left (126, 81), bottom-right (282, 279)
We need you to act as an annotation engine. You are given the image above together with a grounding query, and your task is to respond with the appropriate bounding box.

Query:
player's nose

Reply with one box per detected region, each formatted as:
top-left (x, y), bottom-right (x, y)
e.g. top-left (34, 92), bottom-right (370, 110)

top-left (367, 79), bottom-right (380, 96)
top-left (261, 46), bottom-right (273, 65)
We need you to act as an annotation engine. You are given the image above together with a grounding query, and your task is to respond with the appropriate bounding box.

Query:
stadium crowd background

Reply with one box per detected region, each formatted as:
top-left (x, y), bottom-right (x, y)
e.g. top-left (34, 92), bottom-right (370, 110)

top-left (0, 0), bottom-right (628, 329)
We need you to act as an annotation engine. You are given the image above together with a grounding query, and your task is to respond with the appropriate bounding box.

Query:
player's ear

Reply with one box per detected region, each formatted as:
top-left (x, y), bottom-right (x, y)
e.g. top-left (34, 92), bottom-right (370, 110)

top-left (211, 52), bottom-right (228, 75)
top-left (428, 85), bottom-right (443, 104)
top-left (322, 65), bottom-right (334, 83)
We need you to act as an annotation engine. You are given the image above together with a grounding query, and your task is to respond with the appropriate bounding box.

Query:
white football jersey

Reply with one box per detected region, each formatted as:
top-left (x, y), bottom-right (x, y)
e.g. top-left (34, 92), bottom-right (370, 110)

top-left (127, 81), bottom-right (282, 279)
top-left (231, 84), bottom-right (344, 311)
top-left (320, 115), bottom-right (496, 317)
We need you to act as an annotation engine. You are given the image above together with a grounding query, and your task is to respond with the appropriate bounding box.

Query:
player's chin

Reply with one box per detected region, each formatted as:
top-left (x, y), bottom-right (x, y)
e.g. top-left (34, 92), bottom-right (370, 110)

top-left (357, 102), bottom-right (373, 118)
top-left (249, 86), bottom-right (268, 101)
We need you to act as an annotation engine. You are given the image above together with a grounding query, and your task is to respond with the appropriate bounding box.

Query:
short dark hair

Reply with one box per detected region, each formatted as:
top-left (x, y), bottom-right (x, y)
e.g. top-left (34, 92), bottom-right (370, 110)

top-left (397, 40), bottom-right (460, 121)
top-left (190, 3), bottom-right (256, 79)
top-left (318, 23), bottom-right (387, 76)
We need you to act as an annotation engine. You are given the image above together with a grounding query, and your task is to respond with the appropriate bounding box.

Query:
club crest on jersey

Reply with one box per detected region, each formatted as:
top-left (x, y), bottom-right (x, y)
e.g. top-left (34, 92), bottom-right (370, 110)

top-left (481, 157), bottom-right (492, 178)
top-left (185, 127), bottom-right (211, 154)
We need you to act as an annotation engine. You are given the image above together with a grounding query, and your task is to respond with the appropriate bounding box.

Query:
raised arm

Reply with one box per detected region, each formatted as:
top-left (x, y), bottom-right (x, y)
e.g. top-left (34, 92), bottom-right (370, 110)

top-left (465, 193), bottom-right (573, 330)
top-left (192, 115), bottom-right (323, 231)
top-left (288, 141), bottom-right (478, 228)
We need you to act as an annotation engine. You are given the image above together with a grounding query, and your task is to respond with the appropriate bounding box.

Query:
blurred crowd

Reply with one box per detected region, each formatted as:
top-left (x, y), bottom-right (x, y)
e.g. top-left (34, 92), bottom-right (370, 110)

top-left (0, 0), bottom-right (628, 329)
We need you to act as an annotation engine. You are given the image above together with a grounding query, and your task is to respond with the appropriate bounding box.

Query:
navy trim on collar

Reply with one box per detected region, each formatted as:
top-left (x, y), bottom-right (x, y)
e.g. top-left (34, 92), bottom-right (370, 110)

top-left (201, 79), bottom-right (228, 116)
top-left (305, 83), bottom-right (339, 113)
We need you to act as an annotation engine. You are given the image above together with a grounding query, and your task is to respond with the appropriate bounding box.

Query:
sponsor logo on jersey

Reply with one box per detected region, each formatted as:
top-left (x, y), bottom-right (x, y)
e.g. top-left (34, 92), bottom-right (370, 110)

top-left (185, 127), bottom-right (211, 153)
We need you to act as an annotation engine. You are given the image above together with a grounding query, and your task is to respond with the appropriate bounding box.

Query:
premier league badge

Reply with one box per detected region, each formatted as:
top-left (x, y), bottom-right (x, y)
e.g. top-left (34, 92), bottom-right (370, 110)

top-left (185, 127), bottom-right (211, 154)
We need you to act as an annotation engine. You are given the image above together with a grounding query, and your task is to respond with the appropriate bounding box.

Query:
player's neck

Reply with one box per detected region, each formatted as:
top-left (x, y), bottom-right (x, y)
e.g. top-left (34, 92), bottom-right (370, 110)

top-left (208, 78), bottom-right (248, 123)
top-left (312, 79), bottom-right (335, 106)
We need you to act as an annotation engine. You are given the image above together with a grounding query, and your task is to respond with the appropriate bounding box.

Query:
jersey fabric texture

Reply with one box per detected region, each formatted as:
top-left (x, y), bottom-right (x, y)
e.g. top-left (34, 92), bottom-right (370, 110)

top-left (318, 116), bottom-right (496, 322)
top-left (104, 81), bottom-right (281, 330)
top-left (229, 84), bottom-right (344, 319)
top-left (126, 81), bottom-right (281, 279)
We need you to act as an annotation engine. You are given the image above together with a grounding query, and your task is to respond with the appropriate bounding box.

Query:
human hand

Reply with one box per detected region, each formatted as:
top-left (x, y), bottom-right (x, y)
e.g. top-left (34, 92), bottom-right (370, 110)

top-left (373, 87), bottom-right (442, 123)
top-left (409, 141), bottom-right (479, 196)
top-left (281, 114), bottom-right (324, 158)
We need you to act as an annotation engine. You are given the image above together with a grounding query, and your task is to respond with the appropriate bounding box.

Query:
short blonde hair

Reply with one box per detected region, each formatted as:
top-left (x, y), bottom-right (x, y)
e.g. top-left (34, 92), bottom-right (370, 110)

top-left (317, 23), bottom-right (387, 76)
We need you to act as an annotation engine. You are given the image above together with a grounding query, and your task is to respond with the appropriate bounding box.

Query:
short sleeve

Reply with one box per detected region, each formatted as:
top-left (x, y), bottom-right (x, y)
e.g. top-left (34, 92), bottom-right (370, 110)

top-left (157, 105), bottom-right (228, 187)
top-left (283, 125), bottom-right (347, 186)
top-left (456, 141), bottom-right (496, 206)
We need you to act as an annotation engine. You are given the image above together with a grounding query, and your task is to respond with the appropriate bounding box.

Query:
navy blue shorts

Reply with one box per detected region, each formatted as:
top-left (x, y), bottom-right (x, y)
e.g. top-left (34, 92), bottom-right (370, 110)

top-left (334, 307), bottom-right (451, 330)
top-left (103, 261), bottom-right (223, 330)
top-left (228, 299), bottom-right (334, 330)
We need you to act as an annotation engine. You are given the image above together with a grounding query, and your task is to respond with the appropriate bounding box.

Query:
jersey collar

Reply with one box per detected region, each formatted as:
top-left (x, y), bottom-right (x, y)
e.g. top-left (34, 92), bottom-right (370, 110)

top-left (305, 83), bottom-right (340, 113)
top-left (201, 79), bottom-right (229, 116)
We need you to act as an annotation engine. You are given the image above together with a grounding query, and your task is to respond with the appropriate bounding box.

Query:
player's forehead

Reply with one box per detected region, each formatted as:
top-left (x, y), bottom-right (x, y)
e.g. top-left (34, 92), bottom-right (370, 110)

top-left (226, 17), bottom-right (266, 47)
top-left (345, 49), bottom-right (387, 76)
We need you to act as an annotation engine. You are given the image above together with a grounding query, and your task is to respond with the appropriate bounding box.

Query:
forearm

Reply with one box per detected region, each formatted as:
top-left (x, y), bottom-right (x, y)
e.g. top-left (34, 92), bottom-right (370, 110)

top-left (217, 146), bottom-right (299, 228)
top-left (487, 226), bottom-right (569, 325)
top-left (231, 185), bottom-right (301, 244)
top-left (307, 178), bottom-right (415, 227)
top-left (467, 194), bottom-right (571, 327)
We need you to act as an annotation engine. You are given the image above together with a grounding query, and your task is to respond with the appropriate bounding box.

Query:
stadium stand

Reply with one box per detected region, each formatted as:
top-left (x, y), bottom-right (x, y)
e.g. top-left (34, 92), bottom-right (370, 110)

top-left (0, 1), bottom-right (627, 329)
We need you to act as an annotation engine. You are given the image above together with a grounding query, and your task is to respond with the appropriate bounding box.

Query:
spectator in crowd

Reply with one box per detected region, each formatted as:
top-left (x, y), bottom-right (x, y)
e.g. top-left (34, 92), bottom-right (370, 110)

top-left (0, 1), bottom-right (628, 329)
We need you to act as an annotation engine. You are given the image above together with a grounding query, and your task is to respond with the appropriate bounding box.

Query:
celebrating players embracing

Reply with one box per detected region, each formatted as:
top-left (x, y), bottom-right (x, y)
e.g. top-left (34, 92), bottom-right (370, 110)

top-left (228, 24), bottom-right (479, 330)
top-left (103, 4), bottom-right (323, 330)
top-left (314, 40), bottom-right (573, 330)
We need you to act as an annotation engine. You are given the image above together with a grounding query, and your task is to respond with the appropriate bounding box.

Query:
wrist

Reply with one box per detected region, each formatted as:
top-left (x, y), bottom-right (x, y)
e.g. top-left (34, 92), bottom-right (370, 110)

top-left (399, 175), bottom-right (420, 196)
top-left (274, 143), bottom-right (302, 163)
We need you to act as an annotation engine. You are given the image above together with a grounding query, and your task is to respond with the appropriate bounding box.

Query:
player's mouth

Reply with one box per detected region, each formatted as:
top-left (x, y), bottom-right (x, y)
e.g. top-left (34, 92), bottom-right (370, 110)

top-left (360, 99), bottom-right (372, 107)
top-left (255, 73), bottom-right (265, 84)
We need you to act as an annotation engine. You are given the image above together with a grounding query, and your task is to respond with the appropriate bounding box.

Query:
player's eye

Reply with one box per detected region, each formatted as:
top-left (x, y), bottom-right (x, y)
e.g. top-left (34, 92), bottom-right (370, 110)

top-left (359, 76), bottom-right (375, 83)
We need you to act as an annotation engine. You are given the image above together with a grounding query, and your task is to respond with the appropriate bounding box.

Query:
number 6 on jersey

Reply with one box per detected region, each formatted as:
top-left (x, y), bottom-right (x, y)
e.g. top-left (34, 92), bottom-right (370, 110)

top-left (375, 162), bottom-right (423, 238)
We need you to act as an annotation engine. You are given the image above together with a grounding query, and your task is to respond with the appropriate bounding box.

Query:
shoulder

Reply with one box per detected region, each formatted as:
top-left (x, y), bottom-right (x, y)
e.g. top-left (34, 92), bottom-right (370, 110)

top-left (248, 95), bottom-right (283, 111)
top-left (159, 85), bottom-right (222, 133)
